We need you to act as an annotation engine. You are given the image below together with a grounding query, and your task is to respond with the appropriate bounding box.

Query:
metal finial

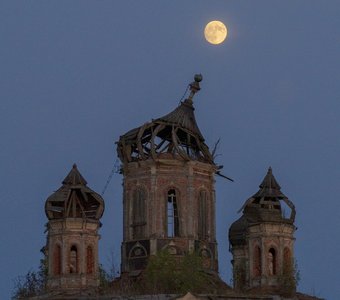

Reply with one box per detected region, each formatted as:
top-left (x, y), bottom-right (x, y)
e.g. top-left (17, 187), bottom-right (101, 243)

top-left (187, 74), bottom-right (202, 104)
top-left (194, 74), bottom-right (203, 82)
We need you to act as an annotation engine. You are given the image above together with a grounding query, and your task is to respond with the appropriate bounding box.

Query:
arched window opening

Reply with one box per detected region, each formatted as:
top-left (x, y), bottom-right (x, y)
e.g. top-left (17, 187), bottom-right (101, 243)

top-left (53, 244), bottom-right (61, 275)
top-left (69, 245), bottom-right (78, 274)
top-left (198, 190), bottom-right (208, 239)
top-left (253, 245), bottom-right (262, 277)
top-left (167, 189), bottom-right (179, 237)
top-left (268, 248), bottom-right (277, 275)
top-left (132, 188), bottom-right (146, 239)
top-left (129, 244), bottom-right (147, 259)
top-left (87, 246), bottom-right (94, 274)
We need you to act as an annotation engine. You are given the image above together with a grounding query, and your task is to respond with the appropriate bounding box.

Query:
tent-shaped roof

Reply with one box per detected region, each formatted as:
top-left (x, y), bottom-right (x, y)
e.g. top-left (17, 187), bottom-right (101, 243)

top-left (229, 167), bottom-right (296, 246)
top-left (45, 164), bottom-right (104, 220)
top-left (155, 98), bottom-right (205, 141)
top-left (117, 75), bottom-right (214, 164)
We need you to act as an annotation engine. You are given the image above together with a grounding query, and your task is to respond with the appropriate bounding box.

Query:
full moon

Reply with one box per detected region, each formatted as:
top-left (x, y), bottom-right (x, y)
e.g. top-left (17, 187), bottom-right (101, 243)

top-left (204, 20), bottom-right (228, 45)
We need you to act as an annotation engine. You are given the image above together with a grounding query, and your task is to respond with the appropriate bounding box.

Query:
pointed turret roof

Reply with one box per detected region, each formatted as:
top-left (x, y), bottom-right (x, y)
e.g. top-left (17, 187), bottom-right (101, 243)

top-left (239, 167), bottom-right (292, 215)
top-left (45, 164), bottom-right (104, 220)
top-left (260, 167), bottom-right (280, 189)
top-left (252, 167), bottom-right (287, 199)
top-left (62, 163), bottom-right (87, 186)
top-left (155, 98), bottom-right (205, 141)
top-left (229, 167), bottom-right (296, 246)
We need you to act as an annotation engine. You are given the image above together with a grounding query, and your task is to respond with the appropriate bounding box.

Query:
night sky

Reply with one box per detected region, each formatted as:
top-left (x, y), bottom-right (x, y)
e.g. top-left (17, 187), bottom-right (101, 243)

top-left (1, 1), bottom-right (339, 299)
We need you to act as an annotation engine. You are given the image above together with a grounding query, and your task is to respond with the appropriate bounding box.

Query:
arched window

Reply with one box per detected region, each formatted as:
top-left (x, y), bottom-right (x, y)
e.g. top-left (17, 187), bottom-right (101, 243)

top-left (198, 190), bottom-right (208, 239)
top-left (268, 248), bottom-right (277, 275)
top-left (132, 188), bottom-right (146, 239)
top-left (253, 245), bottom-right (262, 277)
top-left (69, 245), bottom-right (78, 274)
top-left (129, 244), bottom-right (147, 259)
top-left (53, 244), bottom-right (61, 275)
top-left (87, 246), bottom-right (94, 274)
top-left (167, 189), bottom-right (179, 237)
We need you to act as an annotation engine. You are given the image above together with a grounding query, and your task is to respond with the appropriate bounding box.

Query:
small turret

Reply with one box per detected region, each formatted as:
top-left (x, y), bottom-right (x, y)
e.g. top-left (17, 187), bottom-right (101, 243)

top-left (44, 164), bottom-right (104, 294)
top-left (229, 168), bottom-right (297, 295)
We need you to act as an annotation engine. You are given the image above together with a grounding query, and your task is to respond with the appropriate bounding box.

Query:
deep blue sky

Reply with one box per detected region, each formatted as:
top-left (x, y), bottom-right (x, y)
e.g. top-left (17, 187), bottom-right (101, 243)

top-left (1, 1), bottom-right (339, 299)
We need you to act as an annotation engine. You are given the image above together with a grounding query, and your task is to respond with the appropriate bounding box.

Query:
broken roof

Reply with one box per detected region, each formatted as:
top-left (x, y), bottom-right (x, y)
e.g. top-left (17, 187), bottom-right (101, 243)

top-left (229, 167), bottom-right (296, 246)
top-left (45, 164), bottom-right (104, 220)
top-left (117, 75), bottom-right (214, 164)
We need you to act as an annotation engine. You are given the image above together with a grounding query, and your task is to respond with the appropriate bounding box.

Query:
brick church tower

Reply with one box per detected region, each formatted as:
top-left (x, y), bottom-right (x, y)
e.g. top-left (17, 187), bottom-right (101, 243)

top-left (44, 164), bottom-right (104, 291)
top-left (229, 167), bottom-right (296, 294)
top-left (117, 75), bottom-right (220, 276)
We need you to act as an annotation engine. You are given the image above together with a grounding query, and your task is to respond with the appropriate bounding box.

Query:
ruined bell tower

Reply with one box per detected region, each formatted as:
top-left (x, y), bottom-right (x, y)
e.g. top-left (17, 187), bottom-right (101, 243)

top-left (117, 75), bottom-right (220, 276)
top-left (229, 167), bottom-right (297, 295)
top-left (44, 164), bottom-right (104, 292)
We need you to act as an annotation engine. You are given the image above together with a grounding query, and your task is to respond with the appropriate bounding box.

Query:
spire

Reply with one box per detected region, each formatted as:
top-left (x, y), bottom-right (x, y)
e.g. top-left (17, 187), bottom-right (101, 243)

top-left (156, 74), bottom-right (204, 139)
top-left (254, 167), bottom-right (286, 199)
top-left (236, 167), bottom-right (296, 223)
top-left (185, 73), bottom-right (202, 105)
top-left (62, 163), bottom-right (87, 186)
top-left (259, 166), bottom-right (281, 190)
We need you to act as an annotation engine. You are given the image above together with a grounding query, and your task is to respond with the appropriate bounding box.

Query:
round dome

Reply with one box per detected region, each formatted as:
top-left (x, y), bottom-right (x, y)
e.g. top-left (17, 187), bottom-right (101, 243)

top-left (229, 215), bottom-right (248, 246)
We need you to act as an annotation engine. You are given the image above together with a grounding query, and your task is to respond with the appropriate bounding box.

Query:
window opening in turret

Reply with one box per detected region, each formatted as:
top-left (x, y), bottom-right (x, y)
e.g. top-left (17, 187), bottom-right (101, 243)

top-left (167, 189), bottom-right (179, 237)
top-left (261, 197), bottom-right (281, 210)
top-left (69, 245), bottom-right (78, 274)
top-left (268, 248), bottom-right (276, 275)
top-left (280, 200), bottom-right (292, 220)
top-left (132, 188), bottom-right (146, 239)
top-left (198, 190), bottom-right (208, 239)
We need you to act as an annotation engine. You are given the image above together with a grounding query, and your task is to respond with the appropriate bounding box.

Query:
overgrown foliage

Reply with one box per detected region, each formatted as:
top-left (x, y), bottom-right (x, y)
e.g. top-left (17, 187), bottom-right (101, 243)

top-left (12, 258), bottom-right (47, 299)
top-left (278, 259), bottom-right (300, 296)
top-left (98, 251), bottom-right (121, 294)
top-left (99, 263), bottom-right (116, 291)
top-left (143, 250), bottom-right (212, 294)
